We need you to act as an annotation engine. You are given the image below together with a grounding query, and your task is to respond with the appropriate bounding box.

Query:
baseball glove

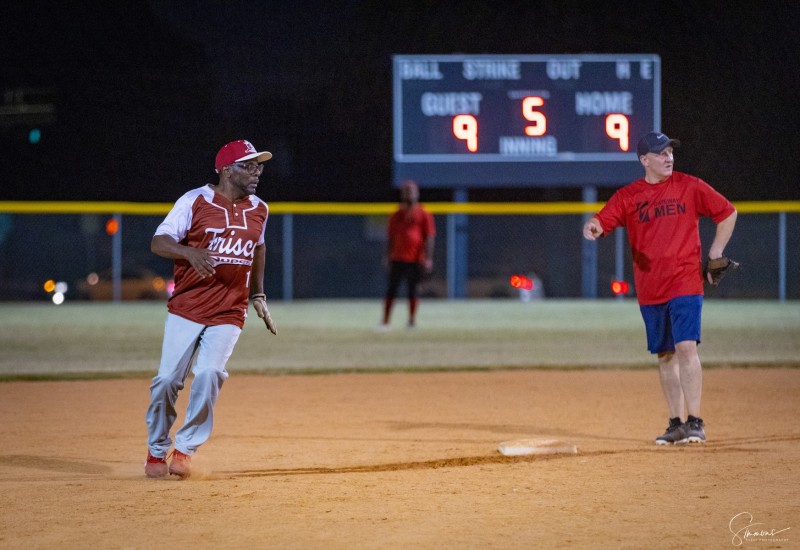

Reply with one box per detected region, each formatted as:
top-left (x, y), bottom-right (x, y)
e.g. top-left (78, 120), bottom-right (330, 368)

top-left (704, 256), bottom-right (740, 286)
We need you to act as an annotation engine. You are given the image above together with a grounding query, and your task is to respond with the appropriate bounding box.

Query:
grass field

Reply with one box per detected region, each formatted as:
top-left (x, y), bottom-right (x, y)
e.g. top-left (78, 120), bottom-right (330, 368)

top-left (1, 298), bottom-right (798, 379)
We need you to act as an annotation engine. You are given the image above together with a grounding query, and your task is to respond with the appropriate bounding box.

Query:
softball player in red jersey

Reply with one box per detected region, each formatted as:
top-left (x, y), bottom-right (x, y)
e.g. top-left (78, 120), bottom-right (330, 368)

top-left (145, 140), bottom-right (277, 478)
top-left (583, 132), bottom-right (737, 446)
top-left (378, 180), bottom-right (436, 330)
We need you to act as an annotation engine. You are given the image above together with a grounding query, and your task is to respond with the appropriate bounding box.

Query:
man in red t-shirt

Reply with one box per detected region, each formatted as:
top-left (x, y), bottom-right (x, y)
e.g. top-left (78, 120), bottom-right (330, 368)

top-left (378, 181), bottom-right (436, 330)
top-left (144, 140), bottom-right (277, 478)
top-left (583, 132), bottom-right (737, 445)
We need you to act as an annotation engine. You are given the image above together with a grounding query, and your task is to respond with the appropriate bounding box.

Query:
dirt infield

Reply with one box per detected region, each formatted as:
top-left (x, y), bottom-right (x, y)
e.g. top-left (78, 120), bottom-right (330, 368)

top-left (0, 368), bottom-right (797, 549)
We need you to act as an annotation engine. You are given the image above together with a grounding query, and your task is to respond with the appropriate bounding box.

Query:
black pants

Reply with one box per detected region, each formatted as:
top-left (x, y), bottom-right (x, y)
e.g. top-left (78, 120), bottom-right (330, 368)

top-left (386, 261), bottom-right (423, 300)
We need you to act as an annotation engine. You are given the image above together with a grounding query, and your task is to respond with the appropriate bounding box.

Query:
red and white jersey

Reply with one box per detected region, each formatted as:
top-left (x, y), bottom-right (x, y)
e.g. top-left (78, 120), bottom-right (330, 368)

top-left (155, 184), bottom-right (268, 327)
top-left (595, 171), bottom-right (735, 305)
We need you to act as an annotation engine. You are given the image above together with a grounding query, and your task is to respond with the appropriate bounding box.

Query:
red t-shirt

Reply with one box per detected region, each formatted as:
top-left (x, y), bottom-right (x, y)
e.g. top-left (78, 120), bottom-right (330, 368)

top-left (387, 204), bottom-right (436, 263)
top-left (154, 185), bottom-right (269, 328)
top-left (595, 171), bottom-right (735, 305)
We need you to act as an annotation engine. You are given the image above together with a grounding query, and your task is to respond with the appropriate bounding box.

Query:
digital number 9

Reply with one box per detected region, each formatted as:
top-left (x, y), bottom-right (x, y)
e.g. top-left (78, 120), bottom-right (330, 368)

top-left (522, 96), bottom-right (546, 136)
top-left (452, 114), bottom-right (478, 152)
top-left (605, 114), bottom-right (629, 151)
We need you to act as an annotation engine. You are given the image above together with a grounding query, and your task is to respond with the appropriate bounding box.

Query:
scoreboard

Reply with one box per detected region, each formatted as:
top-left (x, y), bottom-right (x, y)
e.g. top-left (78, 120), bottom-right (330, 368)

top-left (392, 54), bottom-right (661, 188)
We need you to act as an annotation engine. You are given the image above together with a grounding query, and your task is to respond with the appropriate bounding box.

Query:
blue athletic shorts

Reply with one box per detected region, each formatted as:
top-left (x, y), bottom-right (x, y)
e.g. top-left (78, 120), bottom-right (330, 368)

top-left (639, 295), bottom-right (703, 354)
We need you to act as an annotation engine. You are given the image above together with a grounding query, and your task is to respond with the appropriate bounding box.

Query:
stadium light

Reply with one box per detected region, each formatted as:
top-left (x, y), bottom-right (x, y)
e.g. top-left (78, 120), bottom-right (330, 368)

top-left (611, 280), bottom-right (630, 295)
top-left (105, 218), bottom-right (119, 236)
top-left (509, 274), bottom-right (534, 291)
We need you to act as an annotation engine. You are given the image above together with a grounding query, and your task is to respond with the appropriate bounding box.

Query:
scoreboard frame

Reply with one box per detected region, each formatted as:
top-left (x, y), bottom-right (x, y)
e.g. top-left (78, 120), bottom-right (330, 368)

top-left (392, 53), bottom-right (661, 188)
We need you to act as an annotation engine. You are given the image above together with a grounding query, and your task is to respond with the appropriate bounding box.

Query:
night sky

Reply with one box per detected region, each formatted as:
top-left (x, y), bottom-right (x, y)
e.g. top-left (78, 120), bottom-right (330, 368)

top-left (2, 1), bottom-right (798, 204)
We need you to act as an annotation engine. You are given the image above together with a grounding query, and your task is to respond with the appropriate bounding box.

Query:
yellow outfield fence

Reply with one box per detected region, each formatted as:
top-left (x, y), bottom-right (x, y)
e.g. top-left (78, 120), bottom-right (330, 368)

top-left (0, 200), bottom-right (796, 302)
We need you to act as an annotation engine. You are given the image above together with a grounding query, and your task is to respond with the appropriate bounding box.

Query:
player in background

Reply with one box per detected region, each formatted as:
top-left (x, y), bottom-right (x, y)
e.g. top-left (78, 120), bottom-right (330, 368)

top-left (583, 132), bottom-right (737, 445)
top-left (378, 180), bottom-right (436, 331)
top-left (144, 140), bottom-right (277, 478)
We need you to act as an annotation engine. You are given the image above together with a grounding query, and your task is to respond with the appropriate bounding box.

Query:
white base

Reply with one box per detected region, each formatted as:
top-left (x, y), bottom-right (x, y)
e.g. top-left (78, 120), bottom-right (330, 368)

top-left (498, 438), bottom-right (578, 456)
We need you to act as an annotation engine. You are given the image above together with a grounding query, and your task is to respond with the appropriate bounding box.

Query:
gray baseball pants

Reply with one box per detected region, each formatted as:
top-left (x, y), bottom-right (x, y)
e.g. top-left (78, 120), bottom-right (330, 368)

top-left (145, 313), bottom-right (241, 457)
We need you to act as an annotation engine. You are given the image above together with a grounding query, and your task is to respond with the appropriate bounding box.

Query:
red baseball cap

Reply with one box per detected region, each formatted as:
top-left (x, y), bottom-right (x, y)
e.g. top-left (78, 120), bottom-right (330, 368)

top-left (214, 140), bottom-right (273, 172)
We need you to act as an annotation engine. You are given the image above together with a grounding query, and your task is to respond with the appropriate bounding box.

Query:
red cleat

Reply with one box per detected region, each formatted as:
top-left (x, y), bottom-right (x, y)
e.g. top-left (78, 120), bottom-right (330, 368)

top-left (168, 449), bottom-right (192, 479)
top-left (144, 451), bottom-right (168, 478)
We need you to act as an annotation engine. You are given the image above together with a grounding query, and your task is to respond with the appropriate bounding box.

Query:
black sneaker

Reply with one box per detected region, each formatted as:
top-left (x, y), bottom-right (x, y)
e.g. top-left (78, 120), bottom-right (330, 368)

top-left (655, 422), bottom-right (687, 445)
top-left (684, 417), bottom-right (706, 443)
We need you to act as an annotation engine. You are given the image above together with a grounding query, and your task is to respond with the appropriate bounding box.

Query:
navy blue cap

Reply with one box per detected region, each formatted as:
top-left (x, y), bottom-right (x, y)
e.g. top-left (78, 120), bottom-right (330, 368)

top-left (636, 132), bottom-right (681, 157)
